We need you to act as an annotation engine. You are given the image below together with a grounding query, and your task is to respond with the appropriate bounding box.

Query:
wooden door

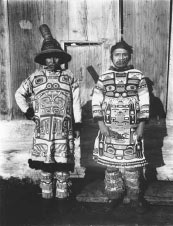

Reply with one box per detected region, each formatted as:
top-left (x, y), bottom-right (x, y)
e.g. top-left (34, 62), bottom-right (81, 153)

top-left (67, 44), bottom-right (102, 119)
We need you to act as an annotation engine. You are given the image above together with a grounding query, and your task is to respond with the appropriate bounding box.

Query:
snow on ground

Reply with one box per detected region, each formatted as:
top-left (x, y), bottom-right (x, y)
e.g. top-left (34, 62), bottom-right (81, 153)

top-left (0, 120), bottom-right (40, 181)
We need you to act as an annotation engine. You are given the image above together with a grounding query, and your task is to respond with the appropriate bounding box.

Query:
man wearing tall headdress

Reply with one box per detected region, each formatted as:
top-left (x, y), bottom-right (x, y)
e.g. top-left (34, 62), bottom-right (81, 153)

top-left (92, 40), bottom-right (150, 213)
top-left (15, 24), bottom-right (82, 200)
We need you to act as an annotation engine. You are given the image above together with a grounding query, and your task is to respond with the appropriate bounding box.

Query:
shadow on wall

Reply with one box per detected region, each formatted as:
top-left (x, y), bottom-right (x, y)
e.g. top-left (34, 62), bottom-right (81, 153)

top-left (82, 100), bottom-right (93, 121)
top-left (80, 100), bottom-right (99, 168)
top-left (145, 77), bottom-right (166, 119)
top-left (144, 77), bottom-right (167, 182)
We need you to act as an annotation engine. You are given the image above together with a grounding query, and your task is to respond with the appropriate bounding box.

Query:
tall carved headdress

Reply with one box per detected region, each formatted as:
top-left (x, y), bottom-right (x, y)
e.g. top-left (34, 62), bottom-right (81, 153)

top-left (34, 24), bottom-right (71, 65)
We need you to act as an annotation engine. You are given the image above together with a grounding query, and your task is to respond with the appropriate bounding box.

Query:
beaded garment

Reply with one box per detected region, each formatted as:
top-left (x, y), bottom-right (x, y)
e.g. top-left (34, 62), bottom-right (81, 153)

top-left (92, 68), bottom-right (149, 168)
top-left (15, 68), bottom-right (81, 164)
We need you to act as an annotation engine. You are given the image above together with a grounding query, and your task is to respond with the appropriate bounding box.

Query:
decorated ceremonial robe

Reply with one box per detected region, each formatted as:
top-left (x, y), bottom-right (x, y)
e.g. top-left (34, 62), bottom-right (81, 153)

top-left (15, 67), bottom-right (81, 166)
top-left (92, 67), bottom-right (149, 169)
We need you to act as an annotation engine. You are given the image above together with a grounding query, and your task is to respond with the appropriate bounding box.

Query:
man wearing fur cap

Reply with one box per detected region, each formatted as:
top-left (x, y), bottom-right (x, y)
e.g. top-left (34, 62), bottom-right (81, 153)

top-left (92, 40), bottom-right (150, 213)
top-left (15, 24), bottom-right (82, 200)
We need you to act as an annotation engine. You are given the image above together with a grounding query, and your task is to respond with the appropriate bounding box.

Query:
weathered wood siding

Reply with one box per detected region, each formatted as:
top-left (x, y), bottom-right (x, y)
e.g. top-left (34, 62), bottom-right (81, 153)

top-left (0, 0), bottom-right (171, 119)
top-left (67, 44), bottom-right (102, 119)
top-left (8, 0), bottom-right (44, 118)
top-left (1, 0), bottom-right (119, 119)
top-left (123, 0), bottom-right (170, 112)
top-left (0, 0), bottom-right (11, 120)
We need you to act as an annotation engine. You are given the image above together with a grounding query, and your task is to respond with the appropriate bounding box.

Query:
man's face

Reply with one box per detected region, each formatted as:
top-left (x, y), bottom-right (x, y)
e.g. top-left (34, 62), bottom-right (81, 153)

top-left (45, 56), bottom-right (60, 71)
top-left (112, 48), bottom-right (130, 68)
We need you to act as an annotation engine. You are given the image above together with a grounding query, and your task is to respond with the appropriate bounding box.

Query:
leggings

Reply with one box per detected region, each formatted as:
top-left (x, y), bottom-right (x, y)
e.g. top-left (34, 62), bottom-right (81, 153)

top-left (40, 171), bottom-right (71, 199)
top-left (104, 167), bottom-right (141, 201)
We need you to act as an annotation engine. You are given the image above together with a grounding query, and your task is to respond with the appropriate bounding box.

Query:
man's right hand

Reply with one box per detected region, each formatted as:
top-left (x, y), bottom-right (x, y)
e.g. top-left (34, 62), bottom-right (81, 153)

top-left (25, 107), bottom-right (35, 120)
top-left (98, 121), bottom-right (109, 136)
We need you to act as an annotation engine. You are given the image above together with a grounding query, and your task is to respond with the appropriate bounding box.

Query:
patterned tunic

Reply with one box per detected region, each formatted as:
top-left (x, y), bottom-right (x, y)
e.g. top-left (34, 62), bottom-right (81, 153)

top-left (92, 68), bottom-right (149, 168)
top-left (15, 68), bottom-right (81, 164)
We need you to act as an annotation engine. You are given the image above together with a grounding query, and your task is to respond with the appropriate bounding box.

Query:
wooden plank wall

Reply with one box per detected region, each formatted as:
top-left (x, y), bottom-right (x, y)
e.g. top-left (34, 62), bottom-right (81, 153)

top-left (8, 0), bottom-right (44, 118)
top-left (2, 0), bottom-right (119, 119)
top-left (0, 0), bottom-right (170, 119)
top-left (0, 0), bottom-right (12, 120)
top-left (67, 45), bottom-right (102, 105)
top-left (123, 0), bottom-right (170, 112)
top-left (67, 44), bottom-right (102, 119)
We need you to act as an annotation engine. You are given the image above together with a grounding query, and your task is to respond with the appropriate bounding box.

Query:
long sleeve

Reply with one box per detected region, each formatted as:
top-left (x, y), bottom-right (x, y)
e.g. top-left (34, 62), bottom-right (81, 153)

top-left (138, 75), bottom-right (150, 121)
top-left (15, 77), bottom-right (33, 113)
top-left (92, 77), bottom-right (105, 121)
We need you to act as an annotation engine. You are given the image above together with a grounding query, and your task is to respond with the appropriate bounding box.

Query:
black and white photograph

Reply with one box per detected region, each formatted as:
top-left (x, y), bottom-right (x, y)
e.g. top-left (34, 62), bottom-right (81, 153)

top-left (0, 0), bottom-right (173, 225)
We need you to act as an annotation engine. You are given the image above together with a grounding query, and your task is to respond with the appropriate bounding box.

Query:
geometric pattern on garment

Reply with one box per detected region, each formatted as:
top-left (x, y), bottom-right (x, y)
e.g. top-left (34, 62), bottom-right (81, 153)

top-left (104, 167), bottom-right (140, 201)
top-left (32, 88), bottom-right (73, 163)
top-left (93, 131), bottom-right (147, 168)
top-left (32, 139), bottom-right (69, 163)
top-left (34, 115), bottom-right (70, 140)
top-left (15, 68), bottom-right (82, 166)
top-left (40, 171), bottom-right (54, 199)
top-left (123, 168), bottom-right (140, 201)
top-left (54, 171), bottom-right (71, 199)
top-left (92, 69), bottom-right (150, 168)
top-left (104, 168), bottom-right (125, 199)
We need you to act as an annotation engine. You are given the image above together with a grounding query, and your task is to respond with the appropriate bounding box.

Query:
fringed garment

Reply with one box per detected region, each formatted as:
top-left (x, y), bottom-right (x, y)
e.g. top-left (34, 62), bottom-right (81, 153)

top-left (15, 67), bottom-right (81, 198)
top-left (92, 68), bottom-right (149, 169)
top-left (15, 68), bottom-right (82, 169)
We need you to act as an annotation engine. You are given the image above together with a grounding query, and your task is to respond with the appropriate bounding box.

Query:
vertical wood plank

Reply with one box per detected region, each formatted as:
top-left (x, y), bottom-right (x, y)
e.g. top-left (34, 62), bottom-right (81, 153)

top-left (68, 0), bottom-right (88, 40)
top-left (167, 1), bottom-right (173, 121)
top-left (67, 44), bottom-right (102, 118)
top-left (42, 0), bottom-right (69, 42)
top-left (123, 0), bottom-right (170, 111)
top-left (102, 0), bottom-right (120, 43)
top-left (101, 0), bottom-right (120, 72)
top-left (0, 0), bottom-right (12, 120)
top-left (67, 0), bottom-right (120, 72)
top-left (8, 0), bottom-right (44, 118)
top-left (81, 0), bottom-right (103, 41)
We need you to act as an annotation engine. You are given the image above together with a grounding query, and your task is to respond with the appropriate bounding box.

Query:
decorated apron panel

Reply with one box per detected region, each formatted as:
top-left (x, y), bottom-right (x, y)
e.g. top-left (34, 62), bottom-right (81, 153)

top-left (31, 71), bottom-right (73, 163)
top-left (92, 69), bottom-right (149, 168)
top-left (15, 69), bottom-right (81, 164)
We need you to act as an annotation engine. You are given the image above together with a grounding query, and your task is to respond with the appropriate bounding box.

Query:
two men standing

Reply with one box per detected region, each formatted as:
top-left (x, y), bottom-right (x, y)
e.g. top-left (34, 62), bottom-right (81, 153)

top-left (15, 24), bottom-right (149, 213)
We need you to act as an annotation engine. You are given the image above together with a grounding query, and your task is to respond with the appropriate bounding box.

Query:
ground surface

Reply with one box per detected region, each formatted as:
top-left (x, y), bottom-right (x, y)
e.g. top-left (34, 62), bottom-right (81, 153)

top-left (1, 170), bottom-right (173, 226)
